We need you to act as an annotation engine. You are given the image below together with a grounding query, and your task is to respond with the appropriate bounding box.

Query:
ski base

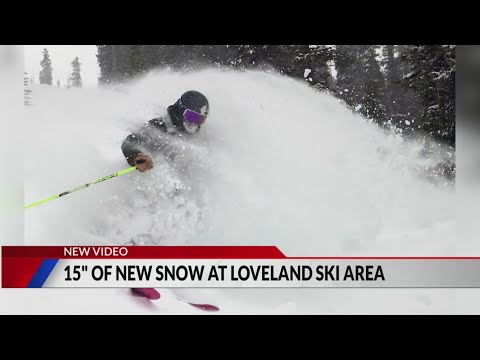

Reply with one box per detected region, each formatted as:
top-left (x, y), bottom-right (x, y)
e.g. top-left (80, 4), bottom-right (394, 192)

top-left (131, 288), bottom-right (161, 300)
top-left (130, 288), bottom-right (219, 311)
top-left (186, 302), bottom-right (220, 312)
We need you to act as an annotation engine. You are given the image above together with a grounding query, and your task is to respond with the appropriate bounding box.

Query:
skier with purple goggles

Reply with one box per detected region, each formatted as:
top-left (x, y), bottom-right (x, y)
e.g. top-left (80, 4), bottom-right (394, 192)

top-left (121, 91), bottom-right (210, 301)
top-left (121, 90), bottom-right (209, 172)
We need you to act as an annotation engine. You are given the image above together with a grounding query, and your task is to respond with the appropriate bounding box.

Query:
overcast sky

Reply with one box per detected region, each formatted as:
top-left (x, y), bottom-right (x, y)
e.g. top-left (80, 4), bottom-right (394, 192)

top-left (24, 45), bottom-right (100, 87)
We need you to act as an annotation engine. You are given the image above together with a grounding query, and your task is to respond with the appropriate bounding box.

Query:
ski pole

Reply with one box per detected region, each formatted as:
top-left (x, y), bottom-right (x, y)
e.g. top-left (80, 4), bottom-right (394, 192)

top-left (24, 166), bottom-right (138, 209)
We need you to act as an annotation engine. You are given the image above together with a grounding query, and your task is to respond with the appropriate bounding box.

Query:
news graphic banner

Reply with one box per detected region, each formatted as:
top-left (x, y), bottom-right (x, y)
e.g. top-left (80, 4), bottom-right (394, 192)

top-left (2, 246), bottom-right (480, 288)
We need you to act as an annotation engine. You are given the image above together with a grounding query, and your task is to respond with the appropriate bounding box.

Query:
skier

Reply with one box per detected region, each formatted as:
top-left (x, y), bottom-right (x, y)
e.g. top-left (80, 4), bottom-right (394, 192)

top-left (122, 90), bottom-right (209, 301)
top-left (121, 90), bottom-right (209, 173)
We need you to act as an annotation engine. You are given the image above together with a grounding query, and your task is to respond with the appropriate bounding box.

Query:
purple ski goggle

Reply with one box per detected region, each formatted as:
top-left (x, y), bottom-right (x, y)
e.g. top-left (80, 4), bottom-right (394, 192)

top-left (183, 109), bottom-right (207, 126)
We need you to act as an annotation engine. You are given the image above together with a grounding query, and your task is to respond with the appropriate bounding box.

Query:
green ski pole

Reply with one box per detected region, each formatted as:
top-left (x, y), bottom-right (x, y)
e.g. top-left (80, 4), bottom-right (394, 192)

top-left (25, 166), bottom-right (137, 209)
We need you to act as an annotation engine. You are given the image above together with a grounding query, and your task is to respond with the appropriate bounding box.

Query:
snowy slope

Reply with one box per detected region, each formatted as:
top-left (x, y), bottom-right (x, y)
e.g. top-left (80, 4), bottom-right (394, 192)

top-left (3, 68), bottom-right (475, 314)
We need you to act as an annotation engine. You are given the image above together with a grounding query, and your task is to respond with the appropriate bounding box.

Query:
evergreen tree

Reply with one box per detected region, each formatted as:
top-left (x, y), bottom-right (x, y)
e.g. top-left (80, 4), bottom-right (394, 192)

top-left (97, 45), bottom-right (113, 84)
top-left (68, 57), bottom-right (82, 87)
top-left (97, 45), bottom-right (238, 84)
top-left (292, 45), bottom-right (335, 91)
top-left (196, 45), bottom-right (236, 68)
top-left (97, 45), bottom-right (130, 85)
top-left (24, 72), bottom-right (32, 105)
top-left (335, 45), bottom-right (363, 109)
top-left (229, 45), bottom-right (335, 92)
top-left (401, 45), bottom-right (455, 146)
top-left (382, 45), bottom-right (399, 118)
top-left (362, 45), bottom-right (387, 123)
top-left (381, 45), bottom-right (422, 134)
top-left (39, 48), bottom-right (53, 85)
top-left (335, 45), bottom-right (386, 123)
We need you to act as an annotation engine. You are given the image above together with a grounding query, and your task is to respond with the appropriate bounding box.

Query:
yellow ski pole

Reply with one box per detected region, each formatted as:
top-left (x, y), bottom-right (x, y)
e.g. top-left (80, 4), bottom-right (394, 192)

top-left (25, 166), bottom-right (137, 209)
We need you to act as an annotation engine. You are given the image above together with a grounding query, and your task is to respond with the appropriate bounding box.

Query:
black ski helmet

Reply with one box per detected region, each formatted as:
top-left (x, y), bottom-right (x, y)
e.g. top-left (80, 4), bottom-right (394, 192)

top-left (168, 90), bottom-right (209, 130)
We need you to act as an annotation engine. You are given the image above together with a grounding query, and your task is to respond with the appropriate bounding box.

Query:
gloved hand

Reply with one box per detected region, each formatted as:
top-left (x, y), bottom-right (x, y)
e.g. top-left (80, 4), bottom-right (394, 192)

top-left (134, 153), bottom-right (154, 172)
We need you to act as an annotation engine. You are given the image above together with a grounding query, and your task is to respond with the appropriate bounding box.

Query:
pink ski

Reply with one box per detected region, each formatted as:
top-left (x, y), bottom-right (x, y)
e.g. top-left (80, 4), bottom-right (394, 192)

top-left (187, 303), bottom-right (220, 312)
top-left (131, 288), bottom-right (161, 300)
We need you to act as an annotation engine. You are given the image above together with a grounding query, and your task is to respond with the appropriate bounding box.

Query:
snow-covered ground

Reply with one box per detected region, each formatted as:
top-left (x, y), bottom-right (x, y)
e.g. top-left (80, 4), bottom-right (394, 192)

top-left (2, 68), bottom-right (477, 314)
